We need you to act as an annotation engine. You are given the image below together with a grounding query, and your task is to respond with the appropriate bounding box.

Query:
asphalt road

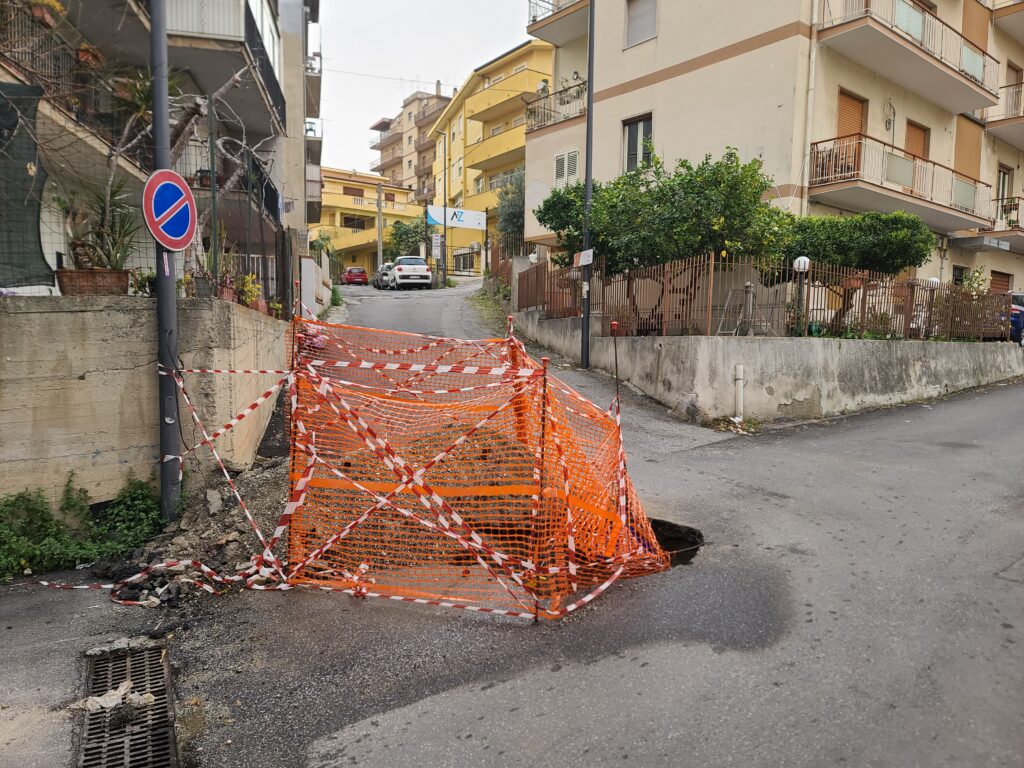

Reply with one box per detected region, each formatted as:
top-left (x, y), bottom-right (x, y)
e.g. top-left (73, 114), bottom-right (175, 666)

top-left (3, 280), bottom-right (1023, 768)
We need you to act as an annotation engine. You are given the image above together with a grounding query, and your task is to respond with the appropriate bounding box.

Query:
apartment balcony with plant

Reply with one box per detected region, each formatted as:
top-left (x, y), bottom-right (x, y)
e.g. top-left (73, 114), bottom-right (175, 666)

top-left (818, 0), bottom-right (999, 113)
top-left (809, 133), bottom-right (993, 232)
top-left (526, 0), bottom-right (589, 45)
top-left (526, 80), bottom-right (586, 131)
top-left (0, 1), bottom-right (153, 177)
top-left (986, 195), bottom-right (1024, 252)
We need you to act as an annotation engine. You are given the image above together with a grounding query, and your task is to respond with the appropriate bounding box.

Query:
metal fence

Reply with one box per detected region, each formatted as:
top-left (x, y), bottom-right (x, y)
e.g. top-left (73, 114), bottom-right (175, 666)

top-left (517, 255), bottom-right (1011, 342)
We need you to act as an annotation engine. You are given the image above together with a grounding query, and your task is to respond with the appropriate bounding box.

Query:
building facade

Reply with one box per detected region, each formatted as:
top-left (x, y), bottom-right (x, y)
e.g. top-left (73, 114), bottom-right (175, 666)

top-left (370, 87), bottom-right (450, 201)
top-left (314, 168), bottom-right (423, 275)
top-left (429, 39), bottom-right (554, 275)
top-left (524, 0), bottom-right (1024, 290)
top-left (0, 0), bottom-right (325, 308)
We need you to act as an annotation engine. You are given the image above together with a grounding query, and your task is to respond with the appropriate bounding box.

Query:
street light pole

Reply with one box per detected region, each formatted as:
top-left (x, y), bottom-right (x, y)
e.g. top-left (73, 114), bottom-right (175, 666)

top-left (151, 0), bottom-right (180, 521)
top-left (580, 0), bottom-right (596, 368)
top-left (442, 128), bottom-right (449, 286)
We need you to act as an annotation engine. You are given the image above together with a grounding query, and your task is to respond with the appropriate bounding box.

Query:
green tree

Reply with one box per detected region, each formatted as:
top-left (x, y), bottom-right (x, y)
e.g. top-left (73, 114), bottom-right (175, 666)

top-left (383, 218), bottom-right (434, 261)
top-left (496, 169), bottom-right (525, 235)
top-left (786, 212), bottom-right (934, 275)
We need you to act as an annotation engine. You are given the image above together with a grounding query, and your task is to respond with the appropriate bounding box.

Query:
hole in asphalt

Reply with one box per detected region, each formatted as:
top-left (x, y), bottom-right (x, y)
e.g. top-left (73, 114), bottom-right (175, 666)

top-left (649, 518), bottom-right (704, 567)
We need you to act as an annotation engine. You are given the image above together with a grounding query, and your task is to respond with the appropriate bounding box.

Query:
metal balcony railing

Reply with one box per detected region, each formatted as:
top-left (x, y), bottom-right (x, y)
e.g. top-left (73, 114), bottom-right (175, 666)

top-left (820, 0), bottom-right (999, 95)
top-left (984, 82), bottom-right (1024, 121)
top-left (528, 0), bottom-right (586, 24)
top-left (173, 140), bottom-right (281, 224)
top-left (370, 125), bottom-right (402, 150)
top-left (305, 118), bottom-right (323, 138)
top-left (415, 101), bottom-right (447, 127)
top-left (526, 82), bottom-right (587, 131)
top-left (994, 196), bottom-right (1024, 225)
top-left (0, 2), bottom-right (153, 171)
top-left (809, 134), bottom-right (992, 220)
top-left (243, 1), bottom-right (286, 126)
top-left (371, 147), bottom-right (404, 172)
top-left (414, 158), bottom-right (435, 176)
top-left (415, 133), bottom-right (435, 152)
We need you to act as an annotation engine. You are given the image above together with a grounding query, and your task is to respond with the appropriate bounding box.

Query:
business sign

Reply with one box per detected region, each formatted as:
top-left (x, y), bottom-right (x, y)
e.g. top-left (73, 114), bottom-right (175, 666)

top-left (431, 233), bottom-right (442, 259)
top-left (426, 205), bottom-right (486, 231)
top-left (142, 169), bottom-right (197, 252)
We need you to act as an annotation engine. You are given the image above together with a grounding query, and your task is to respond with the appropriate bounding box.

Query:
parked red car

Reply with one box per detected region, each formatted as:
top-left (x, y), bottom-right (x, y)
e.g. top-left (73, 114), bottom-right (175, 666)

top-left (341, 267), bottom-right (368, 285)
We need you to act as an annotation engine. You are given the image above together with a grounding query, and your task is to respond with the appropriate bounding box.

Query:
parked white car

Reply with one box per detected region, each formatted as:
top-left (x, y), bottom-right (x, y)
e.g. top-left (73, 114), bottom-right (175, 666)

top-left (388, 256), bottom-right (432, 290)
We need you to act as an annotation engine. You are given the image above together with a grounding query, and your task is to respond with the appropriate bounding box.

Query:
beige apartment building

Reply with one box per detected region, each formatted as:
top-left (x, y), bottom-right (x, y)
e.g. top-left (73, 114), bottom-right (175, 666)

top-left (371, 88), bottom-right (451, 202)
top-left (525, 0), bottom-right (1024, 291)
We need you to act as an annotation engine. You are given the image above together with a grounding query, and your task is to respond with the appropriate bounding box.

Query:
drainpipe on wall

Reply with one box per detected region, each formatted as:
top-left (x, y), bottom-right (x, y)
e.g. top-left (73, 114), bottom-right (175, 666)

top-left (800, 0), bottom-right (820, 217)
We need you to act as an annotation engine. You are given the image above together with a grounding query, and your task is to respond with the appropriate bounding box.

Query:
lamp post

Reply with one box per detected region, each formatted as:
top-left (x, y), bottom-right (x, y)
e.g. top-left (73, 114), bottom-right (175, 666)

top-left (924, 276), bottom-right (941, 340)
top-left (793, 256), bottom-right (810, 337)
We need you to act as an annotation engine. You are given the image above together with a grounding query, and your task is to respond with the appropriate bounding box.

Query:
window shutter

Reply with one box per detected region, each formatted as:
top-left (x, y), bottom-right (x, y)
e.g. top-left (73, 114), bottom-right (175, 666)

top-left (626, 0), bottom-right (657, 47)
top-left (554, 153), bottom-right (567, 188)
top-left (566, 150), bottom-right (579, 184)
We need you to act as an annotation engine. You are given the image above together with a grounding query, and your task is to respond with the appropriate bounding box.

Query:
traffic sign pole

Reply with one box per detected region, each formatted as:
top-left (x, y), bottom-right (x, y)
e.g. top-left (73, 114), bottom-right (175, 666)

top-left (151, 0), bottom-right (180, 522)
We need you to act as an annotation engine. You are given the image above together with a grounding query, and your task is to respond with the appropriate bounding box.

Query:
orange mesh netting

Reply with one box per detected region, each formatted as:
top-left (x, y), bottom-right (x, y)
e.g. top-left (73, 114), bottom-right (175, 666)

top-left (284, 317), bottom-right (669, 619)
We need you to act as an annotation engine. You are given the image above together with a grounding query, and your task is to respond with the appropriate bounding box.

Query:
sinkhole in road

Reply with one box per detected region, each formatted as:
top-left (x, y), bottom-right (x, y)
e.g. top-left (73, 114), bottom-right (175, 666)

top-left (649, 519), bottom-right (705, 567)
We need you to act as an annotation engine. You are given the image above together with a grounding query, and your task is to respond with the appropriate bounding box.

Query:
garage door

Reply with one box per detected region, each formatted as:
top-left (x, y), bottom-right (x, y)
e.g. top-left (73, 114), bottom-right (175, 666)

top-left (990, 270), bottom-right (1012, 293)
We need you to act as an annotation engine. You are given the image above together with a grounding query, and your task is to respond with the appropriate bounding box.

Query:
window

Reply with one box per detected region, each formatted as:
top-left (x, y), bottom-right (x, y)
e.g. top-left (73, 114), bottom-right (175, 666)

top-left (342, 186), bottom-right (364, 198)
top-left (408, 111), bottom-right (413, 121)
top-left (623, 114), bottom-right (653, 171)
top-left (513, 115), bottom-right (526, 128)
top-left (457, 160), bottom-right (463, 177)
top-left (952, 265), bottom-right (969, 285)
top-left (626, 0), bottom-right (657, 47)
top-left (513, 64), bottom-right (527, 75)
top-left (475, 176), bottom-right (484, 194)
top-left (554, 149), bottom-right (579, 189)
top-left (991, 270), bottom-right (1013, 293)
top-left (343, 216), bottom-right (365, 230)
top-left (408, 135), bottom-right (413, 145)
top-left (998, 165), bottom-right (1014, 212)
top-left (490, 125), bottom-right (504, 137)
top-left (408, 159), bottom-right (413, 169)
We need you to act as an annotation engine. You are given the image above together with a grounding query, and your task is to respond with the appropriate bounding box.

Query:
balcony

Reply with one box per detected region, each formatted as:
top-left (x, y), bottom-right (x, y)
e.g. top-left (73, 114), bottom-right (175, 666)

top-left (304, 119), bottom-right (323, 165)
top-left (527, 0), bottom-right (589, 46)
top-left (370, 125), bottom-right (402, 151)
top-left (809, 134), bottom-right (992, 232)
top-left (415, 133), bottom-right (436, 152)
top-left (986, 196), bottom-right (1024, 252)
top-left (415, 183), bottom-right (436, 203)
top-left (467, 68), bottom-right (549, 123)
top-left (414, 158), bottom-right (436, 177)
top-left (994, 1), bottom-right (1024, 46)
top-left (465, 125), bottom-right (527, 172)
top-left (306, 163), bottom-right (321, 224)
top-left (305, 54), bottom-right (321, 119)
top-left (371, 147), bottom-right (404, 173)
top-left (415, 101), bottom-right (448, 128)
top-left (0, 2), bottom-right (153, 179)
top-left (526, 82), bottom-right (587, 132)
top-left (979, 83), bottom-right (1024, 150)
top-left (818, 0), bottom-right (999, 113)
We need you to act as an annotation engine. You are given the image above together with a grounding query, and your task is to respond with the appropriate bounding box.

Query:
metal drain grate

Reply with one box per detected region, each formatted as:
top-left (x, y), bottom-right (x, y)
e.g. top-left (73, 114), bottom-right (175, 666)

top-left (77, 644), bottom-right (179, 768)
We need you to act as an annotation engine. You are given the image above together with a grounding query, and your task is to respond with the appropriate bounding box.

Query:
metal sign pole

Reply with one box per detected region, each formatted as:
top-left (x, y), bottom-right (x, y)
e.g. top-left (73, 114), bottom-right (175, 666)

top-left (151, 0), bottom-right (180, 521)
top-left (581, 0), bottom-right (596, 369)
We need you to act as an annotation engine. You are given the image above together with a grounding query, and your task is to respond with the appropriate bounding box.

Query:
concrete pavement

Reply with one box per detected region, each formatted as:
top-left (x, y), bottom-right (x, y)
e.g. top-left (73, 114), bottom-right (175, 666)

top-left (2, 279), bottom-right (1022, 767)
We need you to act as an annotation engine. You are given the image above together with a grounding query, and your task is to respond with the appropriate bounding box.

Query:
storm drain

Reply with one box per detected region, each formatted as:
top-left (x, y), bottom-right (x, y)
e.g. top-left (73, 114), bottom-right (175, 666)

top-left (77, 643), bottom-right (179, 768)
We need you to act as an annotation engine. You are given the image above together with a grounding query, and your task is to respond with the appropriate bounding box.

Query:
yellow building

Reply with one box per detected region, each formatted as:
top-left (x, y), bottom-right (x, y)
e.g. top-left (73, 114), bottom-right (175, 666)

top-left (314, 168), bottom-right (423, 276)
top-left (429, 40), bottom-right (553, 275)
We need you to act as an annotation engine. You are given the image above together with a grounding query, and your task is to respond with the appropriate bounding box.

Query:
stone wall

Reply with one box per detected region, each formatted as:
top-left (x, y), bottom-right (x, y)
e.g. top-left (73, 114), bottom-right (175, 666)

top-left (0, 297), bottom-right (288, 504)
top-left (513, 309), bottom-right (1024, 421)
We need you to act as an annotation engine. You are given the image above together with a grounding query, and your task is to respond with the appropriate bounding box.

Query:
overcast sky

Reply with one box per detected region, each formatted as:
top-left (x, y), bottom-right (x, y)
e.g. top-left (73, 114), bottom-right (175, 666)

top-left (318, 1), bottom-right (529, 172)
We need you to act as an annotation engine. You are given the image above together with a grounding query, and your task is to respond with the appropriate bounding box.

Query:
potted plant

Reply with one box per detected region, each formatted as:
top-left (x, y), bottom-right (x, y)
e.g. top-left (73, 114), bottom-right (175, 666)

top-left (129, 269), bottom-right (156, 297)
top-left (76, 43), bottom-right (103, 68)
top-left (29, 0), bottom-right (65, 28)
top-left (54, 185), bottom-right (138, 296)
top-left (236, 272), bottom-right (262, 309)
top-left (268, 301), bottom-right (283, 319)
top-left (218, 271), bottom-right (235, 302)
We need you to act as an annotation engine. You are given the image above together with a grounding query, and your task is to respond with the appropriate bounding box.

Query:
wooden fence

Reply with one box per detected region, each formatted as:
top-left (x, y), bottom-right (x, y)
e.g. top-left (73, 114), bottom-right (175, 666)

top-left (516, 255), bottom-right (1011, 341)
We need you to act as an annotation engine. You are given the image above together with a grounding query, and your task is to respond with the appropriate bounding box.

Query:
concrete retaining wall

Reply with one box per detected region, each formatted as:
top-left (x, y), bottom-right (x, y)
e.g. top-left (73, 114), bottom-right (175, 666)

top-left (514, 310), bottom-right (1024, 421)
top-left (1, 297), bottom-right (288, 504)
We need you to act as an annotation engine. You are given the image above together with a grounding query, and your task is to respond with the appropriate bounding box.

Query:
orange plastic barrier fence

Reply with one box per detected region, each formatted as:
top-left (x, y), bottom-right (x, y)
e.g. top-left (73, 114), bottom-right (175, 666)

top-left (286, 318), bottom-right (669, 619)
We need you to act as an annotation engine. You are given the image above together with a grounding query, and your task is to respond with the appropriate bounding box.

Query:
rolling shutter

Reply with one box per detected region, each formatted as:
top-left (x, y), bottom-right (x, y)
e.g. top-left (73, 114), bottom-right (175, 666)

top-left (905, 122), bottom-right (929, 159)
top-left (626, 0), bottom-right (657, 47)
top-left (954, 115), bottom-right (983, 180)
top-left (961, 0), bottom-right (989, 52)
top-left (837, 91), bottom-right (865, 137)
top-left (990, 271), bottom-right (1012, 293)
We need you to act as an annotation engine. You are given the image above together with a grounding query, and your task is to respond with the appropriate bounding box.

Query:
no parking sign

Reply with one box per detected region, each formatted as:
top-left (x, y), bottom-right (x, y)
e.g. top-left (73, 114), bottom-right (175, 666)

top-left (142, 169), bottom-right (197, 254)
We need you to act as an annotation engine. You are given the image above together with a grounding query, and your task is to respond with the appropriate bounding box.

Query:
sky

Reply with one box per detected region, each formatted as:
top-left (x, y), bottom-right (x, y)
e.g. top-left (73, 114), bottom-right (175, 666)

top-left (317, 1), bottom-right (530, 172)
